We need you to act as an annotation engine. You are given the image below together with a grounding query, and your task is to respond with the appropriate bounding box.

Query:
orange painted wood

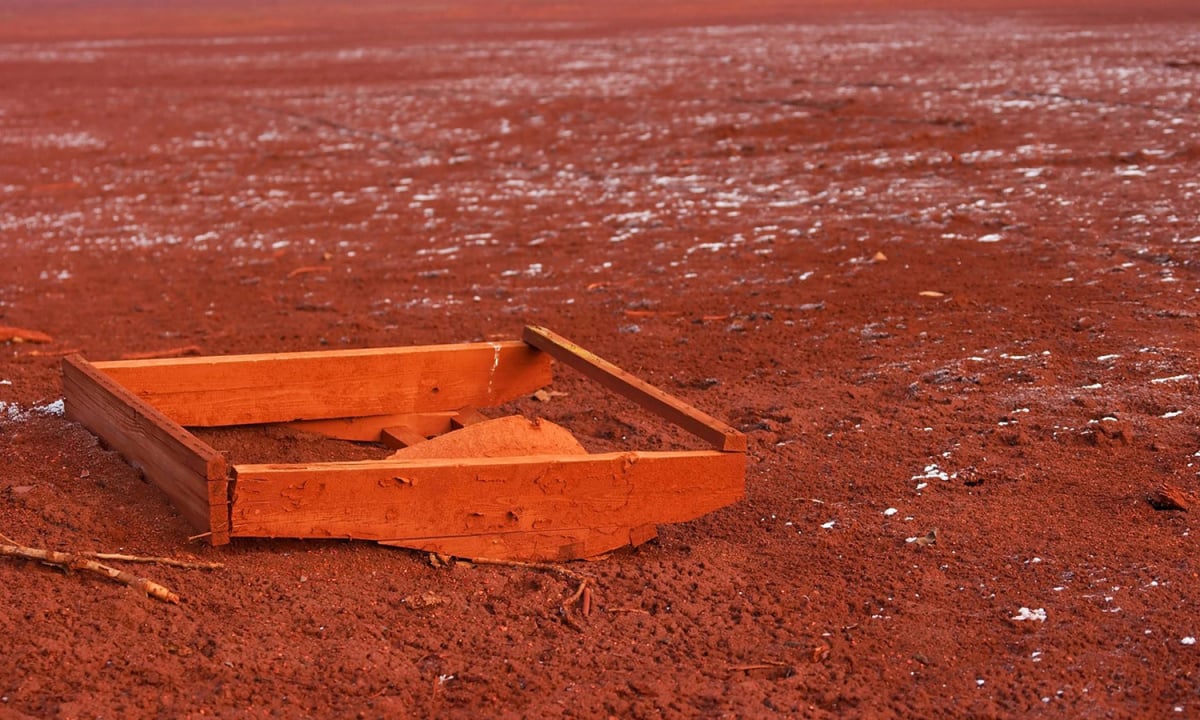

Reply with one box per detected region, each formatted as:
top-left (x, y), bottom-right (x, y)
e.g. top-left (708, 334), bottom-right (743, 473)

top-left (93, 341), bottom-right (552, 427)
top-left (276, 412), bottom-right (456, 441)
top-left (522, 326), bottom-right (746, 452)
top-left (450, 406), bottom-right (489, 429)
top-left (229, 451), bottom-right (745, 558)
top-left (379, 524), bottom-right (659, 562)
top-left (628, 522), bottom-right (658, 547)
top-left (62, 356), bottom-right (230, 545)
top-left (380, 425), bottom-right (427, 450)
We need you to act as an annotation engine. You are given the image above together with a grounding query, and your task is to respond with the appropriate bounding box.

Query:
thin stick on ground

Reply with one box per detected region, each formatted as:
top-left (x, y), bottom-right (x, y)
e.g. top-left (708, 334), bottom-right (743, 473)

top-left (465, 555), bottom-right (585, 582)
top-left (455, 555), bottom-right (594, 621)
top-left (729, 661), bottom-right (792, 672)
top-left (561, 577), bottom-right (590, 608)
top-left (0, 533), bottom-right (181, 604)
top-left (83, 552), bottom-right (224, 570)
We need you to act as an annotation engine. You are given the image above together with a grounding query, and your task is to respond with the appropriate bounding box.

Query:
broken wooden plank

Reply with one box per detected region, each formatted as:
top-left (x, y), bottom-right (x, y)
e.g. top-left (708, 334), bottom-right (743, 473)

top-left (275, 412), bottom-right (457, 441)
top-left (62, 355), bottom-right (229, 544)
top-left (230, 451), bottom-right (745, 550)
top-left (379, 524), bottom-right (659, 562)
top-left (380, 425), bottom-right (427, 450)
top-left (94, 341), bottom-right (551, 427)
top-left (522, 326), bottom-right (746, 452)
top-left (450, 406), bottom-right (489, 429)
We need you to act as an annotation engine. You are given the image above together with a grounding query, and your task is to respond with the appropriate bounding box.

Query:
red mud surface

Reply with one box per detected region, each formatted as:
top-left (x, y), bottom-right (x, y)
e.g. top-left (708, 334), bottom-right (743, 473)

top-left (2, 1), bottom-right (1200, 717)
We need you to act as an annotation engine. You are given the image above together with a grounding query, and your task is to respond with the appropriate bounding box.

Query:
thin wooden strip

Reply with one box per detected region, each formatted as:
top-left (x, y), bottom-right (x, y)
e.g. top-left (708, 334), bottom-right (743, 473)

top-left (275, 412), bottom-right (456, 441)
top-left (62, 355), bottom-right (229, 544)
top-left (94, 341), bottom-right (552, 427)
top-left (522, 326), bottom-right (746, 452)
top-left (229, 451), bottom-right (745, 545)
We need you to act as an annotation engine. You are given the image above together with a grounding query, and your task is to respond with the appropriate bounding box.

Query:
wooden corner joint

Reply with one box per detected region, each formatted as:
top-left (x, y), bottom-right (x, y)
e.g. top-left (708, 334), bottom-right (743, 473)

top-left (62, 354), bottom-right (231, 545)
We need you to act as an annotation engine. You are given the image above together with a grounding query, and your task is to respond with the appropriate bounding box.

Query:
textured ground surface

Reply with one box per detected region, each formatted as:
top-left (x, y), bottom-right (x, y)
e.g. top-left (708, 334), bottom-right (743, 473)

top-left (1, 1), bottom-right (1199, 717)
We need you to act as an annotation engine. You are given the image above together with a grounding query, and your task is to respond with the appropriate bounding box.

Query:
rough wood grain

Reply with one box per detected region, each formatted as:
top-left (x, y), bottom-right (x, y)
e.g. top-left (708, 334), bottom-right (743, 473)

top-left (94, 341), bottom-right (552, 427)
top-left (62, 355), bottom-right (230, 544)
top-left (230, 451), bottom-right (744, 559)
top-left (522, 326), bottom-right (746, 452)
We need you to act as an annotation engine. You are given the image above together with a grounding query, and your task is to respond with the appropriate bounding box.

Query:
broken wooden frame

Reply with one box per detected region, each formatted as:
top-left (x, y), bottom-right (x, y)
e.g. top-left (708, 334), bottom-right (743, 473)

top-left (62, 325), bottom-right (746, 561)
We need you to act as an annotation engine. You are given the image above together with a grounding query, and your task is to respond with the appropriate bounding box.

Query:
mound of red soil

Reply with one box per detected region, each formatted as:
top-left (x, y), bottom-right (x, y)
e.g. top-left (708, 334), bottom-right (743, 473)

top-left (389, 415), bottom-right (588, 460)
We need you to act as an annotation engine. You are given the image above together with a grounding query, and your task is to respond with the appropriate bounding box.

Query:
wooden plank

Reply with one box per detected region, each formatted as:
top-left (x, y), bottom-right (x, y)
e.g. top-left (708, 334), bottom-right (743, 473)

top-left (628, 522), bottom-right (658, 547)
top-left (275, 412), bottom-right (456, 441)
top-left (62, 355), bottom-right (229, 545)
top-left (379, 524), bottom-right (659, 562)
top-left (380, 425), bottom-right (427, 450)
top-left (93, 341), bottom-right (552, 427)
top-left (229, 451), bottom-right (744, 554)
top-left (522, 326), bottom-right (746, 452)
top-left (450, 406), bottom-right (489, 429)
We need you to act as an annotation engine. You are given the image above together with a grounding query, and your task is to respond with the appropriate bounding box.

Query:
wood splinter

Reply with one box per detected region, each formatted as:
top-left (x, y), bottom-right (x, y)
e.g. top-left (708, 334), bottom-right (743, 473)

top-left (0, 533), bottom-right (194, 604)
top-left (1148, 484), bottom-right (1189, 512)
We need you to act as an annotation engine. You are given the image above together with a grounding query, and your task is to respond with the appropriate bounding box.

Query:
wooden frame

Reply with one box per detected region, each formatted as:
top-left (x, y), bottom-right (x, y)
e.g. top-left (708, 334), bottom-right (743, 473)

top-left (62, 326), bottom-right (746, 561)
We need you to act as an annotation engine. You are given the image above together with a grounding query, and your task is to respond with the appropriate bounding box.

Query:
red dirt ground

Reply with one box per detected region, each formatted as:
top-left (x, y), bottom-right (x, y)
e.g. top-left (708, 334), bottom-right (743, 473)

top-left (2, 1), bottom-right (1199, 717)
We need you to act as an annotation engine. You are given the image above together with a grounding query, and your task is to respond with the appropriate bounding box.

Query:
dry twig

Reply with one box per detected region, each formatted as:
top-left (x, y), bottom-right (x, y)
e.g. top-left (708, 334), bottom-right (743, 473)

top-left (561, 577), bottom-right (590, 610)
top-left (286, 265), bottom-right (333, 279)
top-left (448, 555), bottom-right (595, 624)
top-left (83, 552), bottom-right (223, 570)
top-left (0, 326), bottom-right (53, 344)
top-left (119, 345), bottom-right (202, 360)
top-left (0, 533), bottom-right (183, 603)
top-left (27, 347), bottom-right (82, 358)
top-left (729, 661), bottom-right (791, 672)
top-left (465, 555), bottom-right (584, 582)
